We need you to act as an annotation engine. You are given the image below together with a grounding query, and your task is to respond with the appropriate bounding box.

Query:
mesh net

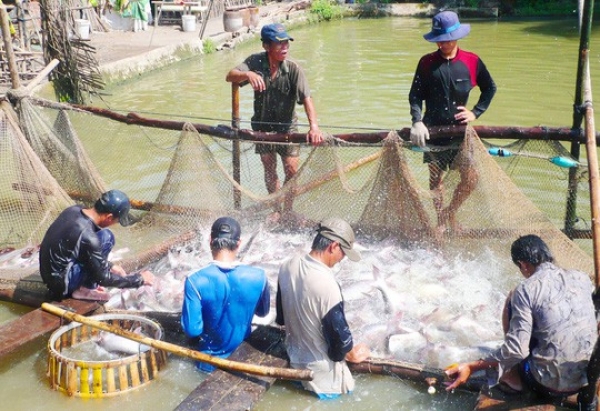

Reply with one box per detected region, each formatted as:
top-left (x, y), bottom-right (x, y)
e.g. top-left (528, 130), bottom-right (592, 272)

top-left (0, 97), bottom-right (594, 283)
top-left (0, 101), bottom-right (73, 278)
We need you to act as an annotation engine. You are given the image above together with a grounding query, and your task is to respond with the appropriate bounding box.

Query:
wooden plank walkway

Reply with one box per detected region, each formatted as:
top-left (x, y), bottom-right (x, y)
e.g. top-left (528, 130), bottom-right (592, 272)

top-left (175, 325), bottom-right (288, 411)
top-left (0, 298), bottom-right (100, 360)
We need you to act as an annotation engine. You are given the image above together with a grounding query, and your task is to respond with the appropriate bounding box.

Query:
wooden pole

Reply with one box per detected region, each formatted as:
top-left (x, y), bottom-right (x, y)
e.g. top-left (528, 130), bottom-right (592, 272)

top-left (570, 3), bottom-right (600, 411)
top-left (31, 98), bottom-right (595, 145)
top-left (25, 58), bottom-right (60, 91)
top-left (584, 84), bottom-right (600, 287)
top-left (198, 0), bottom-right (214, 40)
top-left (565, 0), bottom-right (594, 236)
top-left (348, 359), bottom-right (486, 393)
top-left (232, 82), bottom-right (241, 209)
top-left (41, 303), bottom-right (313, 382)
top-left (577, 0), bottom-right (600, 287)
top-left (0, 2), bottom-right (20, 89)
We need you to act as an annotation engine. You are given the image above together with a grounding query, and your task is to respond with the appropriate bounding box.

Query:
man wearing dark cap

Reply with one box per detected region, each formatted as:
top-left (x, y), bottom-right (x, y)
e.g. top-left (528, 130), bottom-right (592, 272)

top-left (408, 10), bottom-right (496, 233)
top-left (181, 216), bottom-right (270, 372)
top-left (226, 23), bottom-right (323, 221)
top-left (40, 189), bottom-right (154, 301)
top-left (276, 217), bottom-right (370, 398)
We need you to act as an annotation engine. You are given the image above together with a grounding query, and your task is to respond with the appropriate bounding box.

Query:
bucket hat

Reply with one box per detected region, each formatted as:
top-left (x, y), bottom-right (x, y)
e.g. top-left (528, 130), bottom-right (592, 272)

top-left (317, 218), bottom-right (361, 262)
top-left (423, 11), bottom-right (470, 42)
top-left (95, 190), bottom-right (132, 227)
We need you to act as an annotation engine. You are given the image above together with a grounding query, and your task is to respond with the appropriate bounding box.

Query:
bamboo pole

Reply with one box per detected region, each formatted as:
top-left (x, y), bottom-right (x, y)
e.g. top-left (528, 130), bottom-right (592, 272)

top-left (41, 303), bottom-right (313, 382)
top-left (0, 2), bottom-right (20, 89)
top-left (30, 97), bottom-right (596, 145)
top-left (565, 0), bottom-right (592, 236)
top-left (584, 76), bottom-right (600, 287)
top-left (348, 359), bottom-right (485, 393)
top-left (570, 3), bottom-right (600, 411)
top-left (232, 82), bottom-right (241, 209)
top-left (577, 0), bottom-right (600, 287)
top-left (25, 58), bottom-right (60, 92)
top-left (198, 0), bottom-right (214, 40)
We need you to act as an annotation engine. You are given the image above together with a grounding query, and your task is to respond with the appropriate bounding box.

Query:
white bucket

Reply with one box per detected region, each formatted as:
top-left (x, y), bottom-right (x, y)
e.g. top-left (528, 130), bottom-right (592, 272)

top-left (74, 19), bottom-right (90, 40)
top-left (181, 15), bottom-right (196, 32)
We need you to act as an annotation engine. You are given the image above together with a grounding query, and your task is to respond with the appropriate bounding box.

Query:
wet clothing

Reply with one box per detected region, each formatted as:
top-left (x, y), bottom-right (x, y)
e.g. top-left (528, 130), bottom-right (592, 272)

top-left (488, 262), bottom-right (597, 395)
top-left (236, 52), bottom-right (310, 156)
top-left (409, 48), bottom-right (496, 165)
top-left (181, 261), bottom-right (270, 372)
top-left (276, 254), bottom-right (355, 398)
top-left (39, 205), bottom-right (143, 300)
top-left (409, 48), bottom-right (496, 128)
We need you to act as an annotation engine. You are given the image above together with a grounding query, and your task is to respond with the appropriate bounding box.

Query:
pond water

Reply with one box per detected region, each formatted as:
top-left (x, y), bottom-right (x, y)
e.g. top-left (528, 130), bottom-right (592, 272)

top-left (1, 15), bottom-right (597, 411)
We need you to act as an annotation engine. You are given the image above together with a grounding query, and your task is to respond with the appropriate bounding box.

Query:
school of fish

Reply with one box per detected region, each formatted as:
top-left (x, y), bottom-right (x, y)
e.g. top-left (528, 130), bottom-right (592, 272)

top-left (0, 225), bottom-right (521, 369)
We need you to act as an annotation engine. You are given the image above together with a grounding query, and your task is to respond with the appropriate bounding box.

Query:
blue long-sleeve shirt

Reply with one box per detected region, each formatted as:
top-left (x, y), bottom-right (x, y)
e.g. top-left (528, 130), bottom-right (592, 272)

top-left (181, 262), bottom-right (270, 362)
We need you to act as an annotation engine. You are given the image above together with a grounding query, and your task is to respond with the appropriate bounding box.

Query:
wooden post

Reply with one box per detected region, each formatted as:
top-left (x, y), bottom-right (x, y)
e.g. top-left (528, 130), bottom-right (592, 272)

top-left (199, 0), bottom-right (214, 40)
top-left (232, 82), bottom-right (241, 209)
top-left (570, 3), bottom-right (600, 411)
top-left (565, 0), bottom-right (594, 237)
top-left (584, 96), bottom-right (600, 286)
top-left (0, 2), bottom-right (20, 89)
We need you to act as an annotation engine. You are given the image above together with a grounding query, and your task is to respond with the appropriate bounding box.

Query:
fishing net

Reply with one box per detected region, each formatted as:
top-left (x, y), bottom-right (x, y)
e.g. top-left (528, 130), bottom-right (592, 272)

top-left (0, 96), bottom-right (593, 290)
top-left (0, 101), bottom-right (73, 279)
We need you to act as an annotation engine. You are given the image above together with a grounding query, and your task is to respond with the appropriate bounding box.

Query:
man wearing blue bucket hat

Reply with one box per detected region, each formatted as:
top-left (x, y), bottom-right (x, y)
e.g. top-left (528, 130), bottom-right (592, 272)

top-left (226, 23), bottom-right (323, 223)
top-left (408, 10), bottom-right (496, 233)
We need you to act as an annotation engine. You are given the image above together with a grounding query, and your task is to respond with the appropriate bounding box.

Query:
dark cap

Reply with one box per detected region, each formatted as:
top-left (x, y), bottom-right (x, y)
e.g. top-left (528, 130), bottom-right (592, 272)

top-left (95, 189), bottom-right (132, 227)
top-left (317, 217), bottom-right (361, 262)
top-left (211, 217), bottom-right (241, 241)
top-left (261, 23), bottom-right (294, 43)
top-left (423, 11), bottom-right (470, 42)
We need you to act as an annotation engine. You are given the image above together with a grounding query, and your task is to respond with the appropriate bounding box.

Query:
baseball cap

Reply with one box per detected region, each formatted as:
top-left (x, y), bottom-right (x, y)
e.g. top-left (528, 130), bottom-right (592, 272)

top-left (261, 23), bottom-right (294, 43)
top-left (95, 189), bottom-right (132, 227)
top-left (211, 217), bottom-right (241, 241)
top-left (317, 217), bottom-right (361, 262)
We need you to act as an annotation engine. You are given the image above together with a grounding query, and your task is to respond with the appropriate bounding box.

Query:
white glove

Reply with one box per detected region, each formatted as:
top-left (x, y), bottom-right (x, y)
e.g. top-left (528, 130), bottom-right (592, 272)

top-left (410, 121), bottom-right (430, 148)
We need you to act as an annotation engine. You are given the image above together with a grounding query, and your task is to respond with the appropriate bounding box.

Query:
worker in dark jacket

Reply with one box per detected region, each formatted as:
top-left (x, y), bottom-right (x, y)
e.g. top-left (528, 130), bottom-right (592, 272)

top-left (40, 189), bottom-right (154, 301)
top-left (408, 10), bottom-right (496, 232)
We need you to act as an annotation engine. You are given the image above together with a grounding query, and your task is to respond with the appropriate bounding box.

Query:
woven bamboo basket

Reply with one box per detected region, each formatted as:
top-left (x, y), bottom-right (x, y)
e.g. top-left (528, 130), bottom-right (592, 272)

top-left (47, 313), bottom-right (168, 398)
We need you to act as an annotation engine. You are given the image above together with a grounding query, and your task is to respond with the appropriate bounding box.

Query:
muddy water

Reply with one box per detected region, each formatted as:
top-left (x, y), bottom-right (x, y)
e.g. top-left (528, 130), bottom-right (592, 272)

top-left (0, 16), bottom-right (595, 410)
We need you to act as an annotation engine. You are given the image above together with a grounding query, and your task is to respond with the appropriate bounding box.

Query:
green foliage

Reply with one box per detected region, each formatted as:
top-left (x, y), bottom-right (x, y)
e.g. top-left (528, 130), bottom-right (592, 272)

top-left (506, 0), bottom-right (577, 16)
top-left (202, 38), bottom-right (216, 54)
top-left (463, 0), bottom-right (480, 8)
top-left (310, 0), bottom-right (344, 21)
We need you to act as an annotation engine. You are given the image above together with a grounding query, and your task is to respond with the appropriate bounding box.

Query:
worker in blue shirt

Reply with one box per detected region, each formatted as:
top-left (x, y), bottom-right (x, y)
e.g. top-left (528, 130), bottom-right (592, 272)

top-left (181, 217), bottom-right (270, 371)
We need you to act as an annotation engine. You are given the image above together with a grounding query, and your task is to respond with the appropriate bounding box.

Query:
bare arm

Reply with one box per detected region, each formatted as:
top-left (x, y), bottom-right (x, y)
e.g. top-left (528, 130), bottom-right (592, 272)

top-left (345, 342), bottom-right (371, 363)
top-left (226, 68), bottom-right (266, 92)
top-left (444, 359), bottom-right (497, 391)
top-left (302, 96), bottom-right (323, 144)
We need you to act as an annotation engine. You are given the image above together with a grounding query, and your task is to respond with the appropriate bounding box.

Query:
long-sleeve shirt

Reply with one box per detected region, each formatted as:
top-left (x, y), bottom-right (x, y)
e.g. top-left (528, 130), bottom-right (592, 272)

top-left (489, 262), bottom-right (597, 393)
top-left (276, 254), bottom-right (355, 395)
top-left (39, 205), bottom-right (143, 298)
top-left (409, 48), bottom-right (496, 129)
top-left (181, 261), bottom-right (269, 363)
